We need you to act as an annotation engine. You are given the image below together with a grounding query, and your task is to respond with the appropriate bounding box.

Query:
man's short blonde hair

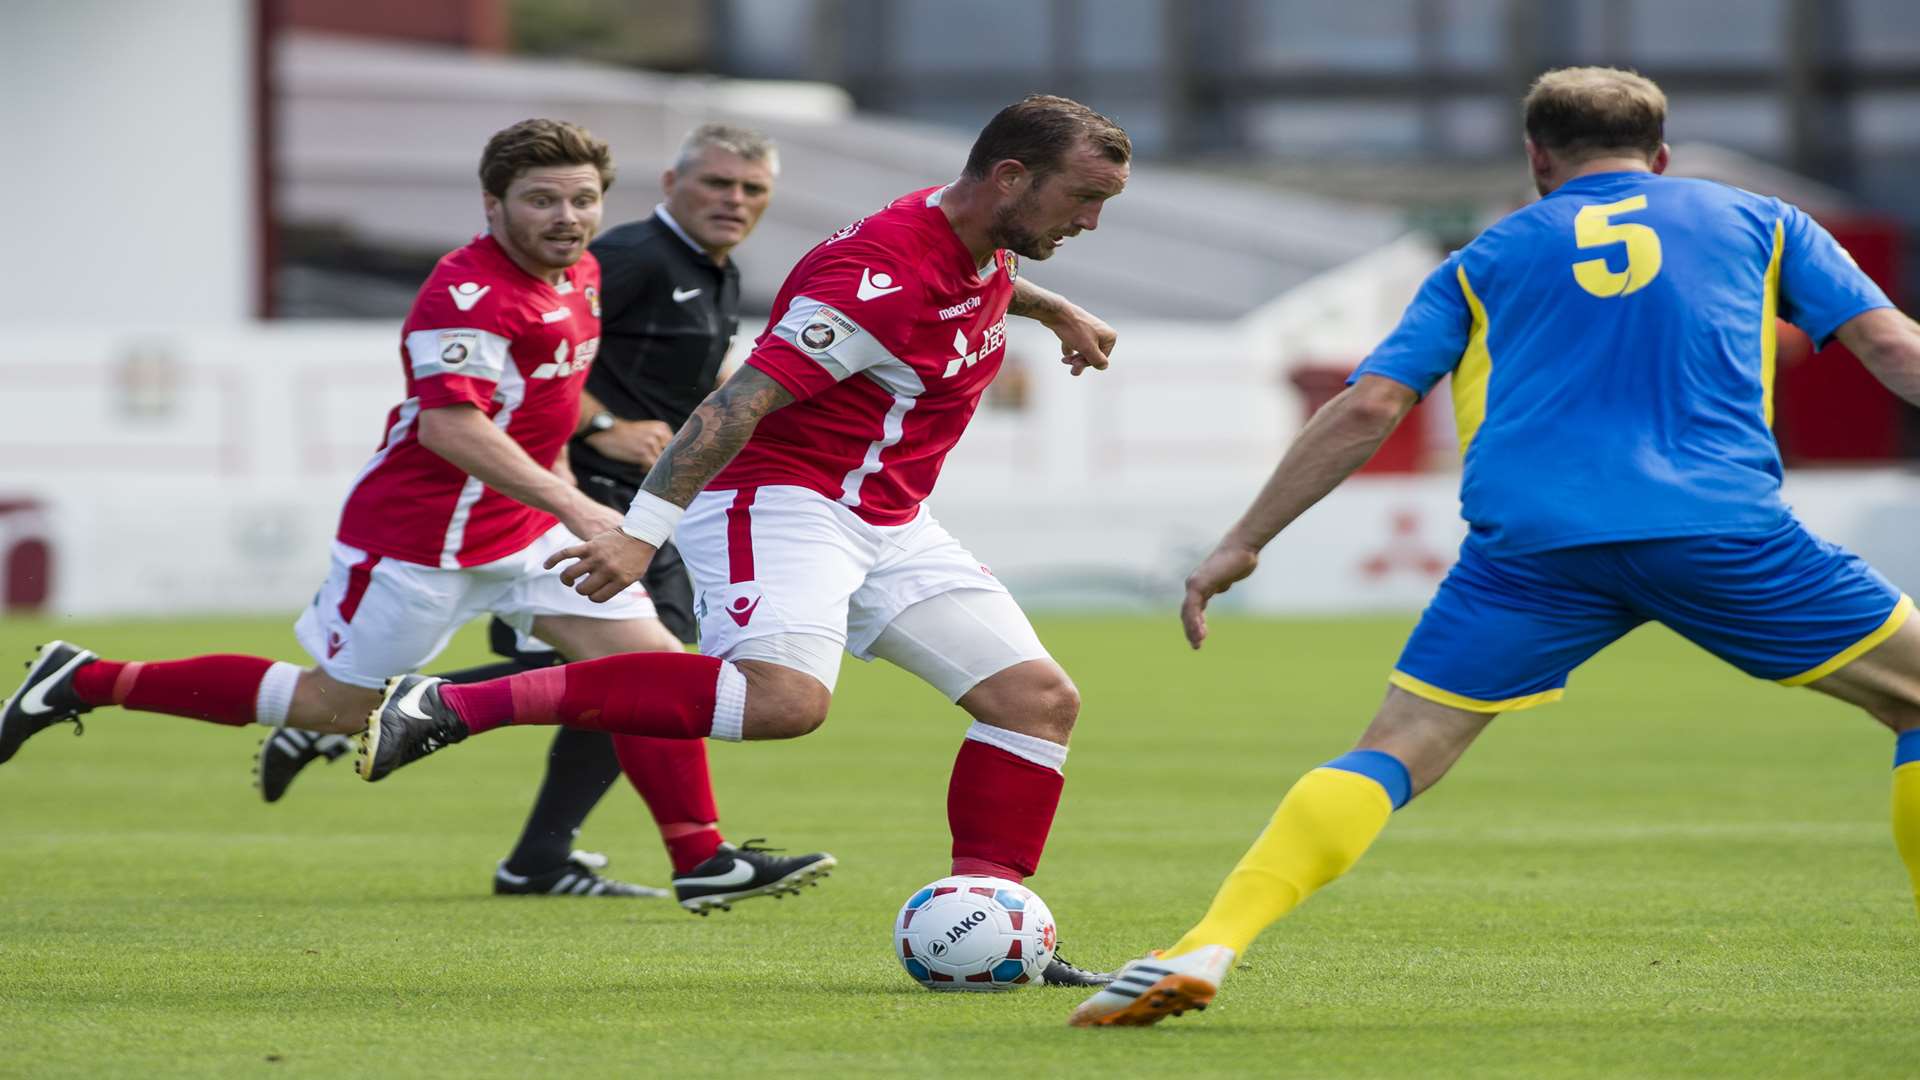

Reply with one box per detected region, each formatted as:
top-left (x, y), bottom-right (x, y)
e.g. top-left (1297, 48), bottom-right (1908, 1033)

top-left (1523, 67), bottom-right (1667, 162)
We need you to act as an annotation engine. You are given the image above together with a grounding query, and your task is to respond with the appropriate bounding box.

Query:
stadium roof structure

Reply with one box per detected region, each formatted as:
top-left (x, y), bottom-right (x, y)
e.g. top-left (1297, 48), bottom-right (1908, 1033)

top-left (278, 31), bottom-right (1409, 320)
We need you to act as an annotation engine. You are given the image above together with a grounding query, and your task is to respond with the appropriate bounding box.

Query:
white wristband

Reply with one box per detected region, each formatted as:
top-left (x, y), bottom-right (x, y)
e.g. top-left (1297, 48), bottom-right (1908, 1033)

top-left (619, 490), bottom-right (684, 547)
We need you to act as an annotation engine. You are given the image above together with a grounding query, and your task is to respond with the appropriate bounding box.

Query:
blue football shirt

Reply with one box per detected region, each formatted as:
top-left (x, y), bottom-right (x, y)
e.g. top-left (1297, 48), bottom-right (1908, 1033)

top-left (1351, 171), bottom-right (1892, 555)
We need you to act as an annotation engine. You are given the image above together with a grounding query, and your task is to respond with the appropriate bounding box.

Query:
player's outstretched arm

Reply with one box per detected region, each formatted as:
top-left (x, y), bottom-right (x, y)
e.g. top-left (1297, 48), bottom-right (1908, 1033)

top-left (1838, 307), bottom-right (1920, 408)
top-left (546, 366), bottom-right (794, 601)
top-left (1182, 375), bottom-right (1418, 649)
top-left (1010, 276), bottom-right (1115, 377)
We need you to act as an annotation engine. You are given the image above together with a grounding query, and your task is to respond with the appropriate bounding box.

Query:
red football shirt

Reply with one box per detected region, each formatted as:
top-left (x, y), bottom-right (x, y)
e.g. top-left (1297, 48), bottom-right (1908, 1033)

top-left (337, 235), bottom-right (602, 567)
top-left (713, 186), bottom-right (1017, 525)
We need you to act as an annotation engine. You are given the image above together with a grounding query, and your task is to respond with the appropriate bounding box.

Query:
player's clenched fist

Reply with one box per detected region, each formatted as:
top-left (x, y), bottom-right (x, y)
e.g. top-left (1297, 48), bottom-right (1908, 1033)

top-left (1056, 310), bottom-right (1116, 376)
top-left (546, 529), bottom-right (658, 603)
top-left (1048, 305), bottom-right (1116, 377)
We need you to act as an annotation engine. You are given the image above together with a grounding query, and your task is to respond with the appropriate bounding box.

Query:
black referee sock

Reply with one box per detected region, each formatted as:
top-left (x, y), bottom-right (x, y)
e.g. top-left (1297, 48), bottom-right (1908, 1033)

top-left (502, 726), bottom-right (625, 876)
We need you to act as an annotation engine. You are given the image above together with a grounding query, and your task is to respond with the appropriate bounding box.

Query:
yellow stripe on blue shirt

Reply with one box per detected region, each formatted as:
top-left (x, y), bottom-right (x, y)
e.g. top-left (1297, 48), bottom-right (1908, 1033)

top-left (1451, 266), bottom-right (1492, 455)
top-left (1760, 218), bottom-right (1784, 428)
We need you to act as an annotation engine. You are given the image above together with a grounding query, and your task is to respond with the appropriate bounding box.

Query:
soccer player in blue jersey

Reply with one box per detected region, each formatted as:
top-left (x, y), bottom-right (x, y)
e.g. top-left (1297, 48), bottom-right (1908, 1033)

top-left (1072, 66), bottom-right (1920, 1027)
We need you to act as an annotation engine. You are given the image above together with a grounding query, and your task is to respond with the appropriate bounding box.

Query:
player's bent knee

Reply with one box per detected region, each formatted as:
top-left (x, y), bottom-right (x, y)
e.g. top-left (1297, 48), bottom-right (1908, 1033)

top-left (738, 662), bottom-right (832, 740)
top-left (961, 661), bottom-right (1079, 744)
top-left (1033, 678), bottom-right (1081, 740)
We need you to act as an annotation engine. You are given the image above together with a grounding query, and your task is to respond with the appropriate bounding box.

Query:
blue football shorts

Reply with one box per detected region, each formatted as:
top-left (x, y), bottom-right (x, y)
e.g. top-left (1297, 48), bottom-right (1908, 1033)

top-left (1390, 517), bottom-right (1913, 712)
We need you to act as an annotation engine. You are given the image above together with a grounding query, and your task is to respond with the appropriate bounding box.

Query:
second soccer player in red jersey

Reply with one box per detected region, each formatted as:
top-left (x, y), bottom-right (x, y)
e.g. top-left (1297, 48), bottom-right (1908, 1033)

top-left (361, 96), bottom-right (1129, 984)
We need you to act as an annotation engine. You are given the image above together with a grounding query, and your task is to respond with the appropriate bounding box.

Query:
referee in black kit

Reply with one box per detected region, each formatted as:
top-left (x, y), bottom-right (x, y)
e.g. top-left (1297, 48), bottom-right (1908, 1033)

top-left (258, 124), bottom-right (830, 904)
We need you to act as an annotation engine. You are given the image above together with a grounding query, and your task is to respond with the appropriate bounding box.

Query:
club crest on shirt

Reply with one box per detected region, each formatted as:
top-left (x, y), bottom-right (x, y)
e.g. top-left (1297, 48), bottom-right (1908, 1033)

top-left (796, 305), bottom-right (861, 354)
top-left (585, 285), bottom-right (600, 317)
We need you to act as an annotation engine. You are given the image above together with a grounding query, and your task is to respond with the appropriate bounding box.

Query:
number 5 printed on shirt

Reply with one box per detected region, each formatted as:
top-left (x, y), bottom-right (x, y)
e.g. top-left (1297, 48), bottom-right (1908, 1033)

top-left (1572, 195), bottom-right (1663, 298)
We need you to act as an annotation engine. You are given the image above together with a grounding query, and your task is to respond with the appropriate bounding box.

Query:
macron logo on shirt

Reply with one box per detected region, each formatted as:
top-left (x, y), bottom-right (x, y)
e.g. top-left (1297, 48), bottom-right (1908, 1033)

top-left (938, 296), bottom-right (982, 321)
top-left (448, 282), bottom-right (490, 311)
top-left (856, 267), bottom-right (903, 302)
top-left (726, 594), bottom-right (761, 627)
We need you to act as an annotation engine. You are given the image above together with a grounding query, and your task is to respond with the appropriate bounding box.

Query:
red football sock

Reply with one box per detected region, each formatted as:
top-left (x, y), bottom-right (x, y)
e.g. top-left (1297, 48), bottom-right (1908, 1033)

top-left (70, 655), bottom-right (275, 727)
top-left (439, 652), bottom-right (723, 738)
top-left (612, 735), bottom-right (723, 874)
top-left (947, 738), bottom-right (1064, 882)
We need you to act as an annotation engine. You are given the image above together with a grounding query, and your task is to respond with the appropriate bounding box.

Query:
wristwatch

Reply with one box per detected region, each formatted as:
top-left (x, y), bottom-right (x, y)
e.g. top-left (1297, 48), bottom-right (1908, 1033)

top-left (585, 410), bottom-right (616, 435)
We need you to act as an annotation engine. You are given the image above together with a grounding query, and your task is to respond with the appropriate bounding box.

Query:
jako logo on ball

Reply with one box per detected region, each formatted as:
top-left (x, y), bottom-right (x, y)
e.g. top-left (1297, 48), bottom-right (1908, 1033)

top-left (943, 910), bottom-right (988, 945)
top-left (894, 876), bottom-right (1057, 992)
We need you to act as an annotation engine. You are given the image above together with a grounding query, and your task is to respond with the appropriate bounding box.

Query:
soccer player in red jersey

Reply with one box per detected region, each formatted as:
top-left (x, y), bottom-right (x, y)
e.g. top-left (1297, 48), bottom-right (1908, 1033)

top-left (1, 119), bottom-right (832, 905)
top-left (359, 96), bottom-right (1128, 982)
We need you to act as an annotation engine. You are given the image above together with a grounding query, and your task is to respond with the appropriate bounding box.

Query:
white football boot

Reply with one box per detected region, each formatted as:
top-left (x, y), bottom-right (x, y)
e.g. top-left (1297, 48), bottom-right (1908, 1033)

top-left (1067, 944), bottom-right (1235, 1028)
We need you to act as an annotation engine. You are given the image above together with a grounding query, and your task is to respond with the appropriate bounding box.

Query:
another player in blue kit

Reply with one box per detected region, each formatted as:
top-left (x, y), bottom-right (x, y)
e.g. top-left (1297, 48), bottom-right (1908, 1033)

top-left (1074, 66), bottom-right (1920, 1027)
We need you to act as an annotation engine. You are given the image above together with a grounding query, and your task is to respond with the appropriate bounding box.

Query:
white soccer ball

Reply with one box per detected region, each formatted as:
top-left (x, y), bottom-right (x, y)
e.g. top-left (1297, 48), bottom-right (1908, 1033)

top-left (894, 875), bottom-right (1057, 991)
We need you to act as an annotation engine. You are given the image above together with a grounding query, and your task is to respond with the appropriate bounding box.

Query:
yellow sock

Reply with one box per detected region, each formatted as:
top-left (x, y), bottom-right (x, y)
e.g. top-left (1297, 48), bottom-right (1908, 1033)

top-left (1892, 743), bottom-right (1920, 915)
top-left (1168, 760), bottom-right (1399, 958)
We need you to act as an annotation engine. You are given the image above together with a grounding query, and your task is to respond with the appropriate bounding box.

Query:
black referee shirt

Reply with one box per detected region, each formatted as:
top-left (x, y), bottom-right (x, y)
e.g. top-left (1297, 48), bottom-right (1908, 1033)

top-left (571, 209), bottom-right (742, 487)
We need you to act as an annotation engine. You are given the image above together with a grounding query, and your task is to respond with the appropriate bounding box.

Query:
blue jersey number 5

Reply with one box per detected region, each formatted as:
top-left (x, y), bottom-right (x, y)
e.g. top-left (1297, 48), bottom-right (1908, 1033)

top-left (1572, 195), bottom-right (1663, 297)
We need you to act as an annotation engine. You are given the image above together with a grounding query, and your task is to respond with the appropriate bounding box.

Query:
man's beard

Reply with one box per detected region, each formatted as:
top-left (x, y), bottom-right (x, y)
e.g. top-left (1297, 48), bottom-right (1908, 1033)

top-left (989, 190), bottom-right (1055, 260)
top-left (503, 206), bottom-right (586, 270)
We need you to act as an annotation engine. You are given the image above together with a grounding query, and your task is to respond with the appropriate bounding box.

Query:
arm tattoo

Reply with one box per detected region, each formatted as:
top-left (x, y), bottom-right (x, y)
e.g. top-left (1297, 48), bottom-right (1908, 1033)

top-left (1007, 276), bottom-right (1066, 323)
top-left (640, 366), bottom-right (794, 507)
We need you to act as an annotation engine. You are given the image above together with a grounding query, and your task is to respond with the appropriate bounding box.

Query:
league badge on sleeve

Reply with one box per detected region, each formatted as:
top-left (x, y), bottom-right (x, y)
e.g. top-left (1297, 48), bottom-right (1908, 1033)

top-left (797, 306), bottom-right (862, 354)
top-left (439, 332), bottom-right (477, 367)
top-left (800, 322), bottom-right (836, 351)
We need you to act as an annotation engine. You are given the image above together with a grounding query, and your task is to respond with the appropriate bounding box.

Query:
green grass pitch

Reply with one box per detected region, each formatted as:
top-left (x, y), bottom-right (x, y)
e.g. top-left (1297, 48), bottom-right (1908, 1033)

top-left (2, 612), bottom-right (1917, 1077)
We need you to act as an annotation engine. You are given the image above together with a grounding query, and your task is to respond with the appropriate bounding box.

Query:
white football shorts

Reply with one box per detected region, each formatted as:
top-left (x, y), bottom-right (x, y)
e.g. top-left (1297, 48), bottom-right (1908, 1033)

top-left (674, 485), bottom-right (1049, 699)
top-left (293, 520), bottom-right (655, 689)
